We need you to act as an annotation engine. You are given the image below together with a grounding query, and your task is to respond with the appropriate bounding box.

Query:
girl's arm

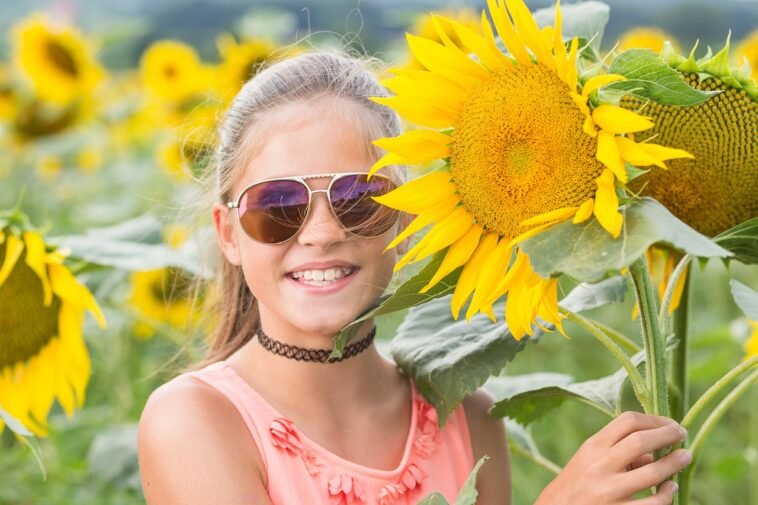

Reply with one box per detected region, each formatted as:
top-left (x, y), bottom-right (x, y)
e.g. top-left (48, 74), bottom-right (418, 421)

top-left (137, 378), bottom-right (272, 505)
top-left (463, 389), bottom-right (512, 505)
top-left (536, 411), bottom-right (691, 505)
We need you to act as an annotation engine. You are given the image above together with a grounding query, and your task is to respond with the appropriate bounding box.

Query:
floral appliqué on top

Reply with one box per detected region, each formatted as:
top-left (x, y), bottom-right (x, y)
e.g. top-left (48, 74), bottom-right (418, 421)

top-left (267, 395), bottom-right (441, 504)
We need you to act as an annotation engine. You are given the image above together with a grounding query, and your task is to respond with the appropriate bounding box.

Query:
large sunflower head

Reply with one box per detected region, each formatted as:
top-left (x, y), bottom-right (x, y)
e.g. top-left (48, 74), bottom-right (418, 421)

top-left (11, 13), bottom-right (104, 106)
top-left (139, 40), bottom-right (209, 104)
top-left (623, 39), bottom-right (757, 237)
top-left (369, 0), bottom-right (692, 339)
top-left (0, 212), bottom-right (105, 435)
top-left (617, 26), bottom-right (679, 53)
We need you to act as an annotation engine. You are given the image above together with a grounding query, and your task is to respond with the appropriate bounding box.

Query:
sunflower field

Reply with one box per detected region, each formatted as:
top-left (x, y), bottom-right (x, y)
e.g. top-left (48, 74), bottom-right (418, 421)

top-left (1, 1), bottom-right (757, 504)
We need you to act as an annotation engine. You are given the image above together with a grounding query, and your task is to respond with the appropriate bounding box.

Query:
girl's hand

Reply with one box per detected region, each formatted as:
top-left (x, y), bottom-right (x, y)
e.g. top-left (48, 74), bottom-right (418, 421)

top-left (535, 411), bottom-right (692, 505)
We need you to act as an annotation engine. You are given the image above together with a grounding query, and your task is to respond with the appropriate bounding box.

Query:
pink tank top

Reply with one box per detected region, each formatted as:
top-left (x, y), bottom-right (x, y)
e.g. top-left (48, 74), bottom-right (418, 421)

top-left (179, 360), bottom-right (475, 504)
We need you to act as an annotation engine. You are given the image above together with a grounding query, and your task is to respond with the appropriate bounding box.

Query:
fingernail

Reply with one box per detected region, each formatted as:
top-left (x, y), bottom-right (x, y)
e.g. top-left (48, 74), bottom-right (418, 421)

top-left (680, 450), bottom-right (692, 464)
top-left (669, 481), bottom-right (679, 492)
top-left (678, 426), bottom-right (688, 438)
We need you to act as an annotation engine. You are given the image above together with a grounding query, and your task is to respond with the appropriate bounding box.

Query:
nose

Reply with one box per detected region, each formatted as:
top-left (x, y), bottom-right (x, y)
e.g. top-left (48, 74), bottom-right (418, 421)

top-left (296, 190), bottom-right (347, 248)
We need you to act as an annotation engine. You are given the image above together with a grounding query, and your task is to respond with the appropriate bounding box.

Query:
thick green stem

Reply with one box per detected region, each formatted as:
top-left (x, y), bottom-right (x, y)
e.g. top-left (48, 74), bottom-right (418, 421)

top-left (561, 309), bottom-right (649, 410)
top-left (630, 258), bottom-right (669, 417)
top-left (670, 268), bottom-right (691, 422)
top-left (681, 356), bottom-right (758, 429)
top-left (679, 369), bottom-right (758, 503)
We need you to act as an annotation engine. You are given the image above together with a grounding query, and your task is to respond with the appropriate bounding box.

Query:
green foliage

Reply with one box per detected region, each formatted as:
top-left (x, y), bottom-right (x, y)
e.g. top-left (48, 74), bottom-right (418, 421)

top-left (521, 198), bottom-right (731, 282)
top-left (417, 456), bottom-right (489, 505)
top-left (731, 280), bottom-right (758, 320)
top-left (716, 218), bottom-right (758, 265)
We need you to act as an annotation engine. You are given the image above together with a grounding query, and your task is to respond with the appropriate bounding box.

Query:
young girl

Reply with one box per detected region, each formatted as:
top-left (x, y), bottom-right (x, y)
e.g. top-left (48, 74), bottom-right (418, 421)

top-left (137, 51), bottom-right (692, 505)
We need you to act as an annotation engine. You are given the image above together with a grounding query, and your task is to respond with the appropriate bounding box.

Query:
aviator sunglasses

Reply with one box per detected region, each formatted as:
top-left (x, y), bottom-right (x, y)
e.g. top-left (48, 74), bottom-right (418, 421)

top-left (226, 172), bottom-right (400, 244)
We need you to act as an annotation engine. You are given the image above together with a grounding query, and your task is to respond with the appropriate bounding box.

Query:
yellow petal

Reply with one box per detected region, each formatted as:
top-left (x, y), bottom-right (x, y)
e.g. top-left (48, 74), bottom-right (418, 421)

top-left (592, 105), bottom-right (654, 134)
top-left (49, 263), bottom-right (106, 328)
top-left (373, 171), bottom-right (457, 213)
top-left (637, 142), bottom-right (694, 163)
top-left (564, 37), bottom-right (579, 91)
top-left (369, 96), bottom-right (459, 129)
top-left (23, 231), bottom-right (53, 306)
top-left (507, 220), bottom-right (561, 248)
top-left (385, 68), bottom-right (469, 101)
top-left (449, 16), bottom-right (509, 72)
top-left (0, 232), bottom-right (24, 288)
top-left (481, 11), bottom-right (514, 70)
top-left (421, 223), bottom-right (484, 293)
top-left (406, 33), bottom-right (489, 85)
top-left (451, 232), bottom-right (499, 319)
top-left (487, 0), bottom-right (531, 65)
top-left (573, 198), bottom-right (594, 223)
top-left (485, 247), bottom-right (530, 305)
top-left (504, 0), bottom-right (554, 70)
top-left (385, 194), bottom-right (460, 251)
top-left (373, 130), bottom-right (451, 160)
top-left (593, 168), bottom-right (623, 238)
top-left (466, 238), bottom-right (514, 319)
top-left (596, 130), bottom-right (628, 183)
top-left (520, 206), bottom-right (578, 227)
top-left (412, 206), bottom-right (475, 263)
top-left (552, 1), bottom-right (568, 80)
top-left (582, 74), bottom-right (625, 97)
top-left (381, 75), bottom-right (465, 109)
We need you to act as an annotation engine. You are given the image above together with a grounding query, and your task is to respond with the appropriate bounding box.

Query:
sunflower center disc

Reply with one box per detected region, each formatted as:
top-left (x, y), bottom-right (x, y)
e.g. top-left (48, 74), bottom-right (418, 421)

top-left (45, 39), bottom-right (78, 76)
top-left (450, 63), bottom-right (604, 239)
top-left (0, 240), bottom-right (59, 369)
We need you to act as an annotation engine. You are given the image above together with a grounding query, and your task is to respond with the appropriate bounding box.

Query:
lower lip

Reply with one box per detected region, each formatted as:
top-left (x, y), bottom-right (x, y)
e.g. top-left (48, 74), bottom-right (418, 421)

top-left (285, 269), bottom-right (359, 295)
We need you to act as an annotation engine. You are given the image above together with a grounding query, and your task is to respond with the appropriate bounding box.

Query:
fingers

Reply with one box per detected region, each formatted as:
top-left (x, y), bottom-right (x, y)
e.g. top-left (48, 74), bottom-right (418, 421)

top-left (617, 449), bottom-right (691, 499)
top-left (622, 480), bottom-right (678, 505)
top-left (593, 412), bottom-right (679, 447)
top-left (612, 422), bottom-right (687, 466)
top-left (626, 453), bottom-right (654, 471)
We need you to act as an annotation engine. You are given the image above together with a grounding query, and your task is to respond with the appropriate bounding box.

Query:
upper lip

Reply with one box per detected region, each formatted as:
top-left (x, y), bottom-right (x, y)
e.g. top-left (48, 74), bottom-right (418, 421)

top-left (286, 261), bottom-right (359, 274)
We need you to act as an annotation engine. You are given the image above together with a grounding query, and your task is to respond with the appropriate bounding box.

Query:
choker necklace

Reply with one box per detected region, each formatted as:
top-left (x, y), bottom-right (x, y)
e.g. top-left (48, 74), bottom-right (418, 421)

top-left (255, 326), bottom-right (376, 363)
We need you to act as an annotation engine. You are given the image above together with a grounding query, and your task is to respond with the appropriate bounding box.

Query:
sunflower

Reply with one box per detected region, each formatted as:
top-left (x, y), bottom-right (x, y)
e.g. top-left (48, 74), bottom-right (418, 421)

top-left (617, 27), bottom-right (679, 53)
top-left (213, 33), bottom-right (286, 100)
top-left (158, 102), bottom-right (219, 179)
top-left (735, 29), bottom-right (758, 81)
top-left (369, 0), bottom-right (692, 339)
top-left (623, 40), bottom-right (758, 238)
top-left (405, 9), bottom-right (481, 70)
top-left (0, 219), bottom-right (105, 435)
top-left (11, 13), bottom-right (104, 106)
top-left (127, 225), bottom-right (197, 339)
top-left (139, 40), bottom-right (209, 104)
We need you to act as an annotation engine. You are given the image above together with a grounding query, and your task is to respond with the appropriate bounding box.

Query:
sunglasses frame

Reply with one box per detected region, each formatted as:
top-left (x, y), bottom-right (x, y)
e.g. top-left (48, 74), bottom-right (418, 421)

top-left (226, 172), bottom-right (400, 245)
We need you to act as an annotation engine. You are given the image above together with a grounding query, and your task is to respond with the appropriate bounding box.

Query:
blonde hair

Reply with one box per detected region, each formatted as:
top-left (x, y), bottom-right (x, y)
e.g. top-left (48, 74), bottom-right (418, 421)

top-left (182, 50), bottom-right (404, 371)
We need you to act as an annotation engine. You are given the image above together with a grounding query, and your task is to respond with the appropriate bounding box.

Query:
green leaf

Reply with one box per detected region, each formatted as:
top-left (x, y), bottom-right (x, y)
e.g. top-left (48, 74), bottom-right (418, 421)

top-left (715, 218), bottom-right (758, 265)
top-left (533, 1), bottom-right (609, 51)
top-left (391, 276), bottom-right (627, 425)
top-left (505, 419), bottom-right (562, 474)
top-left (333, 251), bottom-right (460, 356)
top-left (87, 424), bottom-right (141, 491)
top-left (417, 493), bottom-right (449, 505)
top-left (521, 198), bottom-right (732, 282)
top-left (604, 48), bottom-right (716, 106)
top-left (730, 280), bottom-right (758, 321)
top-left (454, 455), bottom-right (489, 505)
top-left (488, 352), bottom-right (646, 424)
top-left (48, 215), bottom-right (210, 277)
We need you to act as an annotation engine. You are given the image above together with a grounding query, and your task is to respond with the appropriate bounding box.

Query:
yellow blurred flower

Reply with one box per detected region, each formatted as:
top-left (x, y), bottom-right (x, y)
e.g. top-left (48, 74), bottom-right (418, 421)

top-left (0, 224), bottom-right (106, 435)
top-left (745, 321), bottom-right (758, 359)
top-left (11, 13), bottom-right (105, 106)
top-left (213, 33), bottom-right (284, 100)
top-left (617, 27), bottom-right (679, 53)
top-left (37, 154), bottom-right (63, 180)
top-left (735, 29), bottom-right (758, 80)
top-left (139, 40), bottom-right (209, 104)
top-left (76, 146), bottom-right (102, 173)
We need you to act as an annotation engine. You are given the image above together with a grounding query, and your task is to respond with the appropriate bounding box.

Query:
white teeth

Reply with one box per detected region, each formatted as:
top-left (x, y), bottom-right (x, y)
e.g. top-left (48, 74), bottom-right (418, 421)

top-left (290, 267), bottom-right (355, 285)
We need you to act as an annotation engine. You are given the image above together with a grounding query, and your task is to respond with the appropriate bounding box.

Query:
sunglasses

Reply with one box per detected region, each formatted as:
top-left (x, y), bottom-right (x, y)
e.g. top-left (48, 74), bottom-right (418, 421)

top-left (226, 172), bottom-right (400, 244)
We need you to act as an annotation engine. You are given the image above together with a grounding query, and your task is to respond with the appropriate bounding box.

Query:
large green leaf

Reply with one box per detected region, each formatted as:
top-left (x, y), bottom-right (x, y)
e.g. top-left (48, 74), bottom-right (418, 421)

top-left (533, 1), bottom-right (609, 51)
top-left (488, 352), bottom-right (646, 424)
top-left (521, 198), bottom-right (732, 282)
top-left (715, 218), bottom-right (758, 265)
top-left (603, 49), bottom-right (716, 106)
top-left (48, 215), bottom-right (210, 277)
top-left (730, 280), bottom-right (758, 321)
top-left (332, 251), bottom-right (460, 356)
top-left (416, 455), bottom-right (489, 505)
top-left (391, 276), bottom-right (627, 425)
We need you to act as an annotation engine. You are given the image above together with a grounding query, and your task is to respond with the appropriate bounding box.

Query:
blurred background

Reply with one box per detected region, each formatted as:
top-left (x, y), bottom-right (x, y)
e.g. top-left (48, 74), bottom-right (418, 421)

top-left (0, 0), bottom-right (756, 504)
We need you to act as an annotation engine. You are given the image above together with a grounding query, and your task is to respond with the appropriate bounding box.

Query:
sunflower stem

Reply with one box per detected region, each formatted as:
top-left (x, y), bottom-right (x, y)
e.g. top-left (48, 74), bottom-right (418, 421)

top-left (679, 369), bottom-right (758, 505)
top-left (582, 316), bottom-right (642, 354)
top-left (629, 257), bottom-right (669, 418)
top-left (508, 440), bottom-right (562, 476)
top-left (561, 309), bottom-right (648, 409)
top-left (670, 264), bottom-right (691, 422)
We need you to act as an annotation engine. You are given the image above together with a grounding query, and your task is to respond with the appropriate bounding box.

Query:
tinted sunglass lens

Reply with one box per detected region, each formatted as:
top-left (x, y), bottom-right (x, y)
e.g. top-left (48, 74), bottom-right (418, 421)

top-left (330, 175), bottom-right (398, 237)
top-left (238, 180), bottom-right (309, 243)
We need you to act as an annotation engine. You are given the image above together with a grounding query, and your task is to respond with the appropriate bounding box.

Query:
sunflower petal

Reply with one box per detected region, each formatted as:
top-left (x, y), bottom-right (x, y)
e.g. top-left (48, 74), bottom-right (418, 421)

top-left (49, 263), bottom-right (106, 328)
top-left (421, 223), bottom-right (483, 293)
top-left (592, 105), bottom-right (654, 134)
top-left (582, 74), bottom-right (625, 97)
top-left (0, 232), bottom-right (24, 288)
top-left (637, 142), bottom-right (694, 163)
top-left (385, 195), bottom-right (460, 251)
top-left (573, 198), bottom-right (594, 223)
top-left (406, 33), bottom-right (489, 85)
top-left (520, 206), bottom-right (578, 227)
top-left (487, 0), bottom-right (531, 65)
top-left (373, 130), bottom-right (451, 160)
top-left (596, 130), bottom-right (628, 182)
top-left (23, 231), bottom-right (53, 306)
top-left (466, 238), bottom-right (513, 320)
top-left (504, 0), bottom-right (554, 69)
top-left (449, 16), bottom-right (509, 72)
top-left (593, 168), bottom-right (623, 238)
top-left (412, 206), bottom-right (475, 263)
top-left (369, 96), bottom-right (459, 129)
top-left (451, 232), bottom-right (499, 319)
top-left (372, 171), bottom-right (457, 213)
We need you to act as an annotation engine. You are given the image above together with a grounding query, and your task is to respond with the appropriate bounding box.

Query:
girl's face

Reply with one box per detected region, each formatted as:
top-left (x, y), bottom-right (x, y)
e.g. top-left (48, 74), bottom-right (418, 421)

top-left (213, 100), bottom-right (405, 340)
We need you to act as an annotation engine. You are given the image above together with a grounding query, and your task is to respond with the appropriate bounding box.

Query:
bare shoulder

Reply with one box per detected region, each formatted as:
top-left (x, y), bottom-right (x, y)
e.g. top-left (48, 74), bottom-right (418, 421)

top-left (462, 388), bottom-right (512, 505)
top-left (138, 375), bottom-right (270, 505)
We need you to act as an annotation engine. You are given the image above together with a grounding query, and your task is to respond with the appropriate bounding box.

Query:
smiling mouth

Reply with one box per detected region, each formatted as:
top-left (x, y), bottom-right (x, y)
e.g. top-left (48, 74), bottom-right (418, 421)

top-left (287, 266), bottom-right (358, 287)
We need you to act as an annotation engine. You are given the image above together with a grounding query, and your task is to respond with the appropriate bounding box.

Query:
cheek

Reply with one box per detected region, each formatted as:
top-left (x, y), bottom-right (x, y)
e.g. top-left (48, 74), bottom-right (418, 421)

top-left (237, 245), bottom-right (284, 297)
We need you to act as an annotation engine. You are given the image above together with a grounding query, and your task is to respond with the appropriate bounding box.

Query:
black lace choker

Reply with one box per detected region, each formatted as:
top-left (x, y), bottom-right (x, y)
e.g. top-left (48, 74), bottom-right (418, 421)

top-left (255, 326), bottom-right (376, 363)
